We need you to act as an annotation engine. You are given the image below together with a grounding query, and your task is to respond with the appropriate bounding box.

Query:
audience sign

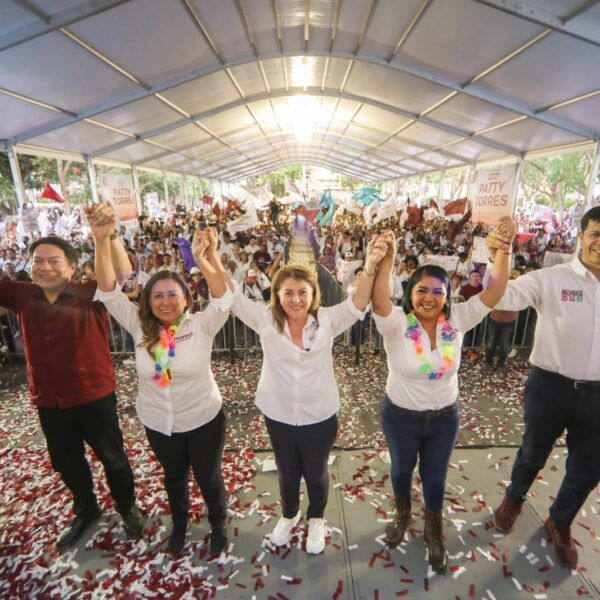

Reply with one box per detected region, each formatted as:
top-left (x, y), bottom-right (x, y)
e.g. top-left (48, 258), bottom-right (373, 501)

top-left (470, 236), bottom-right (489, 263)
top-left (468, 165), bottom-right (517, 226)
top-left (423, 254), bottom-right (459, 272)
top-left (543, 251), bottom-right (574, 268)
top-left (100, 173), bottom-right (137, 225)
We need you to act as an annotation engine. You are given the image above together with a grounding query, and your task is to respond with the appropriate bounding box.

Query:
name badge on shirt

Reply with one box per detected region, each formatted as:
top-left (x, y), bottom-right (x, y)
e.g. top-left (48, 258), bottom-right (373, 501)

top-left (561, 289), bottom-right (583, 302)
top-left (175, 331), bottom-right (193, 342)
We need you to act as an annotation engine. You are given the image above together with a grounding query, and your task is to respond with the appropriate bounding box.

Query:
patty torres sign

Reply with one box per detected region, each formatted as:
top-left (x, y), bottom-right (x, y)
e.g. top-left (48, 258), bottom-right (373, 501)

top-left (468, 166), bottom-right (517, 226)
top-left (100, 173), bottom-right (138, 224)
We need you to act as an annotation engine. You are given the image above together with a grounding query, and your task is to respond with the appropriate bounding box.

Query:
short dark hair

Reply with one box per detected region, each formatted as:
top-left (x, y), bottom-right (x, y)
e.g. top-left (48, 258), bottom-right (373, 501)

top-left (403, 265), bottom-right (452, 320)
top-left (28, 236), bottom-right (78, 265)
top-left (581, 206), bottom-right (600, 232)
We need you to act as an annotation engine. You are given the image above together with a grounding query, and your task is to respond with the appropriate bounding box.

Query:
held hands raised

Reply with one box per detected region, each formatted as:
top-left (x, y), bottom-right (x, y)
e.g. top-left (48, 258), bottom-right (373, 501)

top-left (84, 203), bottom-right (117, 240)
top-left (192, 229), bottom-right (210, 262)
top-left (364, 233), bottom-right (393, 275)
top-left (486, 217), bottom-right (517, 260)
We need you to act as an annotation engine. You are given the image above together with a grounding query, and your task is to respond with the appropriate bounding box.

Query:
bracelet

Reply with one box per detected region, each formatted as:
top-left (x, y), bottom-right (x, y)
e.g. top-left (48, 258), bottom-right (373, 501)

top-left (364, 267), bottom-right (377, 277)
top-left (109, 231), bottom-right (119, 241)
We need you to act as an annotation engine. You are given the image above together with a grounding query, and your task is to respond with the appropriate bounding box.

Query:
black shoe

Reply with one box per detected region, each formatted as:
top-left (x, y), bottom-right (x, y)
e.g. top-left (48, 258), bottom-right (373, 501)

top-left (56, 509), bottom-right (102, 550)
top-left (209, 522), bottom-right (228, 556)
top-left (168, 522), bottom-right (187, 556)
top-left (120, 505), bottom-right (144, 539)
top-left (424, 509), bottom-right (447, 574)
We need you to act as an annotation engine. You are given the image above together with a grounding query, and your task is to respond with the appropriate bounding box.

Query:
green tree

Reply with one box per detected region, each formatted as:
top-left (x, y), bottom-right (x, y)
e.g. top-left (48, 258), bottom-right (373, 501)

top-left (265, 165), bottom-right (303, 197)
top-left (339, 174), bottom-right (364, 190)
top-left (520, 151), bottom-right (591, 214)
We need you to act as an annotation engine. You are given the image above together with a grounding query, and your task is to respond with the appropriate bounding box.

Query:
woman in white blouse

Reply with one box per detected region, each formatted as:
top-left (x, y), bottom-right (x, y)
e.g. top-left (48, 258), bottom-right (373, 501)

top-left (206, 228), bottom-right (386, 555)
top-left (371, 222), bottom-right (515, 573)
top-left (92, 218), bottom-right (232, 558)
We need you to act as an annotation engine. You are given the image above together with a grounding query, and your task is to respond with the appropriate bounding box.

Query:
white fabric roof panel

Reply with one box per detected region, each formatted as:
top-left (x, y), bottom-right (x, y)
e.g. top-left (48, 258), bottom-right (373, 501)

top-left (1, 0), bottom-right (599, 182)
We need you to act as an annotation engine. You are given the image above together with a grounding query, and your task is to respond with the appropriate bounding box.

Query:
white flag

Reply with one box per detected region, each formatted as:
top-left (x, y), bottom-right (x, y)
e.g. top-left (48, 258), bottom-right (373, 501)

top-left (227, 204), bottom-right (259, 235)
top-left (375, 197), bottom-right (396, 223)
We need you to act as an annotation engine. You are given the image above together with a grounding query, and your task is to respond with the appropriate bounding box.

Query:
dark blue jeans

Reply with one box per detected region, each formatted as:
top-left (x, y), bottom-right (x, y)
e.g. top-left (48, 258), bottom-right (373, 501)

top-left (381, 395), bottom-right (459, 512)
top-left (485, 318), bottom-right (516, 366)
top-left (506, 367), bottom-right (600, 527)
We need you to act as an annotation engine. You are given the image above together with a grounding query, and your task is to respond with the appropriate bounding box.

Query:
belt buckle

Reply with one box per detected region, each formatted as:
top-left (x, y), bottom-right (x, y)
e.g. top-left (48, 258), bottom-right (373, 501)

top-left (574, 380), bottom-right (584, 390)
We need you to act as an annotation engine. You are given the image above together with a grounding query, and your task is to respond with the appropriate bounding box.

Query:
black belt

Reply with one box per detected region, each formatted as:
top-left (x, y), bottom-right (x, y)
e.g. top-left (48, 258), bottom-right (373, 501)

top-left (388, 399), bottom-right (458, 419)
top-left (533, 367), bottom-right (600, 391)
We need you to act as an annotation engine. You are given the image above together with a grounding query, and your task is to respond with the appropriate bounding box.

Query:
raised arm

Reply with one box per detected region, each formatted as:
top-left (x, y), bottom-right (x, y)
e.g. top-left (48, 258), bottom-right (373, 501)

top-left (89, 207), bottom-right (118, 293)
top-left (85, 203), bottom-right (132, 286)
top-left (479, 217), bottom-right (516, 309)
top-left (204, 227), bottom-right (235, 293)
top-left (352, 235), bottom-right (387, 311)
top-left (192, 228), bottom-right (226, 298)
top-left (371, 230), bottom-right (396, 317)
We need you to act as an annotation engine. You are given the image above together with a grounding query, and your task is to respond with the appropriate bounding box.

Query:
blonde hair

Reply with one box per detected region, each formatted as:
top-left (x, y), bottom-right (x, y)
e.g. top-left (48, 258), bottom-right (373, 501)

top-left (269, 263), bottom-right (321, 333)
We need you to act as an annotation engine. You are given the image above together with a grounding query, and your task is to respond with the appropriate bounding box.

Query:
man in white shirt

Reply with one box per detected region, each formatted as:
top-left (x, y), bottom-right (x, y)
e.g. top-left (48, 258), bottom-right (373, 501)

top-left (491, 206), bottom-right (600, 570)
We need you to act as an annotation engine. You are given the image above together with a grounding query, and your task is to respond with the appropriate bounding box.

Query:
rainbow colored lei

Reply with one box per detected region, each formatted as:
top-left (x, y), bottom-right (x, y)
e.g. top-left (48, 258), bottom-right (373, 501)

top-left (405, 312), bottom-right (457, 380)
top-left (152, 314), bottom-right (185, 387)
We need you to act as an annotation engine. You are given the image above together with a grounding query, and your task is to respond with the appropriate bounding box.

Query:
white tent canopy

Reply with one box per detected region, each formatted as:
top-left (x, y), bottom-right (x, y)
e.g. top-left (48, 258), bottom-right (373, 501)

top-left (1, 0), bottom-right (599, 183)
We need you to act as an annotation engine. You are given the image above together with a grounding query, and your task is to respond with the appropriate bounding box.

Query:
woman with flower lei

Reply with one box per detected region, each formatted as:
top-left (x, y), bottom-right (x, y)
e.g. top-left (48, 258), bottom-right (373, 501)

top-left (92, 208), bottom-right (233, 559)
top-left (371, 219), bottom-right (515, 573)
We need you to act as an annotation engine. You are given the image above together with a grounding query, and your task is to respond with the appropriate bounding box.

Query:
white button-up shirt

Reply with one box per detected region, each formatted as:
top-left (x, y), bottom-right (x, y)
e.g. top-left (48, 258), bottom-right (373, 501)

top-left (96, 286), bottom-right (233, 435)
top-left (374, 295), bottom-right (491, 411)
top-left (231, 289), bottom-right (366, 425)
top-left (492, 255), bottom-right (600, 381)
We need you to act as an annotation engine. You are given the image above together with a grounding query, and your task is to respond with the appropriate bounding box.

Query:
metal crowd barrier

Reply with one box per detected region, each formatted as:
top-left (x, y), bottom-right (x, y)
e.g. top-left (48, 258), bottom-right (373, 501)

top-left (0, 293), bottom-right (535, 366)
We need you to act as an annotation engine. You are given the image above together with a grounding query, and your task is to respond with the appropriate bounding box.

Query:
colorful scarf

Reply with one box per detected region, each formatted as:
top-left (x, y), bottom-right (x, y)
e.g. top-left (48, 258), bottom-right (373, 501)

top-left (152, 314), bottom-right (185, 387)
top-left (405, 312), bottom-right (457, 380)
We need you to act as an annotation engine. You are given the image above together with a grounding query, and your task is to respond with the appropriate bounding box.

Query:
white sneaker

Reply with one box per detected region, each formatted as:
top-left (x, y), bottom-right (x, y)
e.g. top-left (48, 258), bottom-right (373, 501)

top-left (270, 512), bottom-right (301, 546)
top-left (306, 518), bottom-right (326, 554)
top-left (122, 357), bottom-right (136, 366)
top-left (508, 348), bottom-right (517, 359)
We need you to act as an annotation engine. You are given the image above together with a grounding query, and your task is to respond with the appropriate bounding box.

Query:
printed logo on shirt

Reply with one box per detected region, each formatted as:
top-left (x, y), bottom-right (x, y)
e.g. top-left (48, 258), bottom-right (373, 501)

top-left (561, 289), bottom-right (583, 302)
top-left (175, 331), bottom-right (193, 342)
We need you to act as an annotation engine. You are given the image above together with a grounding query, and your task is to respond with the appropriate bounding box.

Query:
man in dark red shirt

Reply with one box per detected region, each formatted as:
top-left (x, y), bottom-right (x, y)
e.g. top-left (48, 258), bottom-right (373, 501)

top-left (0, 225), bottom-right (143, 549)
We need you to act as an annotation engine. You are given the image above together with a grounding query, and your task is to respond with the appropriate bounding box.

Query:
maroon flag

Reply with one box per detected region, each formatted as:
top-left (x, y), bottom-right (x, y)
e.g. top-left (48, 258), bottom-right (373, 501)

top-left (405, 205), bottom-right (423, 226)
top-left (443, 197), bottom-right (468, 217)
top-left (201, 195), bottom-right (213, 205)
top-left (446, 209), bottom-right (472, 242)
top-left (40, 180), bottom-right (64, 202)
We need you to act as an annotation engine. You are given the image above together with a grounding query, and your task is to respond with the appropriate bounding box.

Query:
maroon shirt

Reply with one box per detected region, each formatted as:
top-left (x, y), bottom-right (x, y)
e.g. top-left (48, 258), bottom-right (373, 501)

top-left (0, 280), bottom-right (115, 408)
top-left (460, 283), bottom-right (483, 301)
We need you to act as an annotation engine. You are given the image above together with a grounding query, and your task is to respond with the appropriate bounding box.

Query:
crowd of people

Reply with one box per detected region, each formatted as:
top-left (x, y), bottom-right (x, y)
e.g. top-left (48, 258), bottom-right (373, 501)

top-left (0, 198), bottom-right (598, 575)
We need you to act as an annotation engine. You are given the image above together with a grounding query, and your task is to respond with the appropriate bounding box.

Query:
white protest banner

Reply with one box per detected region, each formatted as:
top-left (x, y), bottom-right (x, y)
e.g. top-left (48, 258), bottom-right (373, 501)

top-left (532, 204), bottom-right (554, 223)
top-left (468, 165), bottom-right (517, 226)
top-left (100, 173), bottom-right (138, 225)
top-left (364, 201), bottom-right (379, 226)
top-left (471, 236), bottom-right (489, 263)
top-left (543, 251), bottom-right (574, 268)
top-left (146, 192), bottom-right (160, 216)
top-left (375, 197), bottom-right (396, 223)
top-left (227, 204), bottom-right (259, 235)
top-left (345, 198), bottom-right (363, 215)
top-left (21, 206), bottom-right (39, 233)
top-left (422, 254), bottom-right (460, 272)
top-left (570, 204), bottom-right (585, 230)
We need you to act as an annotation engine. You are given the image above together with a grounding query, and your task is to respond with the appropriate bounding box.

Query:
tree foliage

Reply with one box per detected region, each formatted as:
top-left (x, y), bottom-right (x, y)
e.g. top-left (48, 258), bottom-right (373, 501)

top-left (520, 151), bottom-right (592, 212)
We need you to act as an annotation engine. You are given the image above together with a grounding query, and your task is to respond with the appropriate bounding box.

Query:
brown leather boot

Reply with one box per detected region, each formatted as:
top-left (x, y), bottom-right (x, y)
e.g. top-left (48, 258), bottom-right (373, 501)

top-left (493, 496), bottom-right (524, 533)
top-left (545, 519), bottom-right (578, 569)
top-left (423, 509), bottom-right (447, 574)
top-left (384, 496), bottom-right (411, 547)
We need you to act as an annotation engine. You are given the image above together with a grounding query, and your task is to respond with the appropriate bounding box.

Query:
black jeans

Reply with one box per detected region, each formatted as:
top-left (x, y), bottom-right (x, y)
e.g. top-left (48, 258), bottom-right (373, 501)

top-left (506, 368), bottom-right (600, 527)
top-left (381, 395), bottom-right (459, 511)
top-left (38, 393), bottom-right (136, 517)
top-left (265, 414), bottom-right (338, 519)
top-left (485, 318), bottom-right (516, 366)
top-left (145, 410), bottom-right (227, 526)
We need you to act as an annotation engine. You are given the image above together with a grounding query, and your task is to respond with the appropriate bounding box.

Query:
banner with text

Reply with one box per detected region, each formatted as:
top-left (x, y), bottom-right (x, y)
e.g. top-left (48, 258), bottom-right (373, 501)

top-left (468, 166), bottom-right (517, 226)
top-left (100, 173), bottom-right (138, 225)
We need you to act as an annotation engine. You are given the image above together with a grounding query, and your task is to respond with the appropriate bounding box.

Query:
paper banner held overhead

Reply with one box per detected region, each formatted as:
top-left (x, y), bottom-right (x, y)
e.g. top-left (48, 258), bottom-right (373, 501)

top-left (468, 166), bottom-right (517, 226)
top-left (100, 173), bottom-right (138, 225)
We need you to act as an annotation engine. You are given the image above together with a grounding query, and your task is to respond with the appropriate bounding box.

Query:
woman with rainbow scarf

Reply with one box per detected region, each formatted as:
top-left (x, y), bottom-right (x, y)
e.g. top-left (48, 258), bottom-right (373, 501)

top-left (91, 208), bottom-right (232, 558)
top-left (371, 220), bottom-right (515, 574)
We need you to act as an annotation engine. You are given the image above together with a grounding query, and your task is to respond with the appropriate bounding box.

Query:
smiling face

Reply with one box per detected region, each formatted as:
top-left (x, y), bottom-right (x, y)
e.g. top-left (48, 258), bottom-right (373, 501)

top-left (31, 244), bottom-right (76, 293)
top-left (580, 219), bottom-right (600, 269)
top-left (278, 277), bottom-right (314, 321)
top-left (149, 278), bottom-right (188, 325)
top-left (410, 275), bottom-right (447, 322)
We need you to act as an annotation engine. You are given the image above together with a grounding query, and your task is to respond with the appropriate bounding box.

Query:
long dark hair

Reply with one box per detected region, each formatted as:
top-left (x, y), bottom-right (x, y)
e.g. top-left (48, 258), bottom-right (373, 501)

top-left (402, 265), bottom-right (452, 320)
top-left (138, 271), bottom-right (193, 358)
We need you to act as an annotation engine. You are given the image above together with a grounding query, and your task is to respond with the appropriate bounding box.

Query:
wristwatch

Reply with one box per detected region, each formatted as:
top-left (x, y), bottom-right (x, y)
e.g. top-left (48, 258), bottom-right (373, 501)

top-left (109, 231), bottom-right (119, 241)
